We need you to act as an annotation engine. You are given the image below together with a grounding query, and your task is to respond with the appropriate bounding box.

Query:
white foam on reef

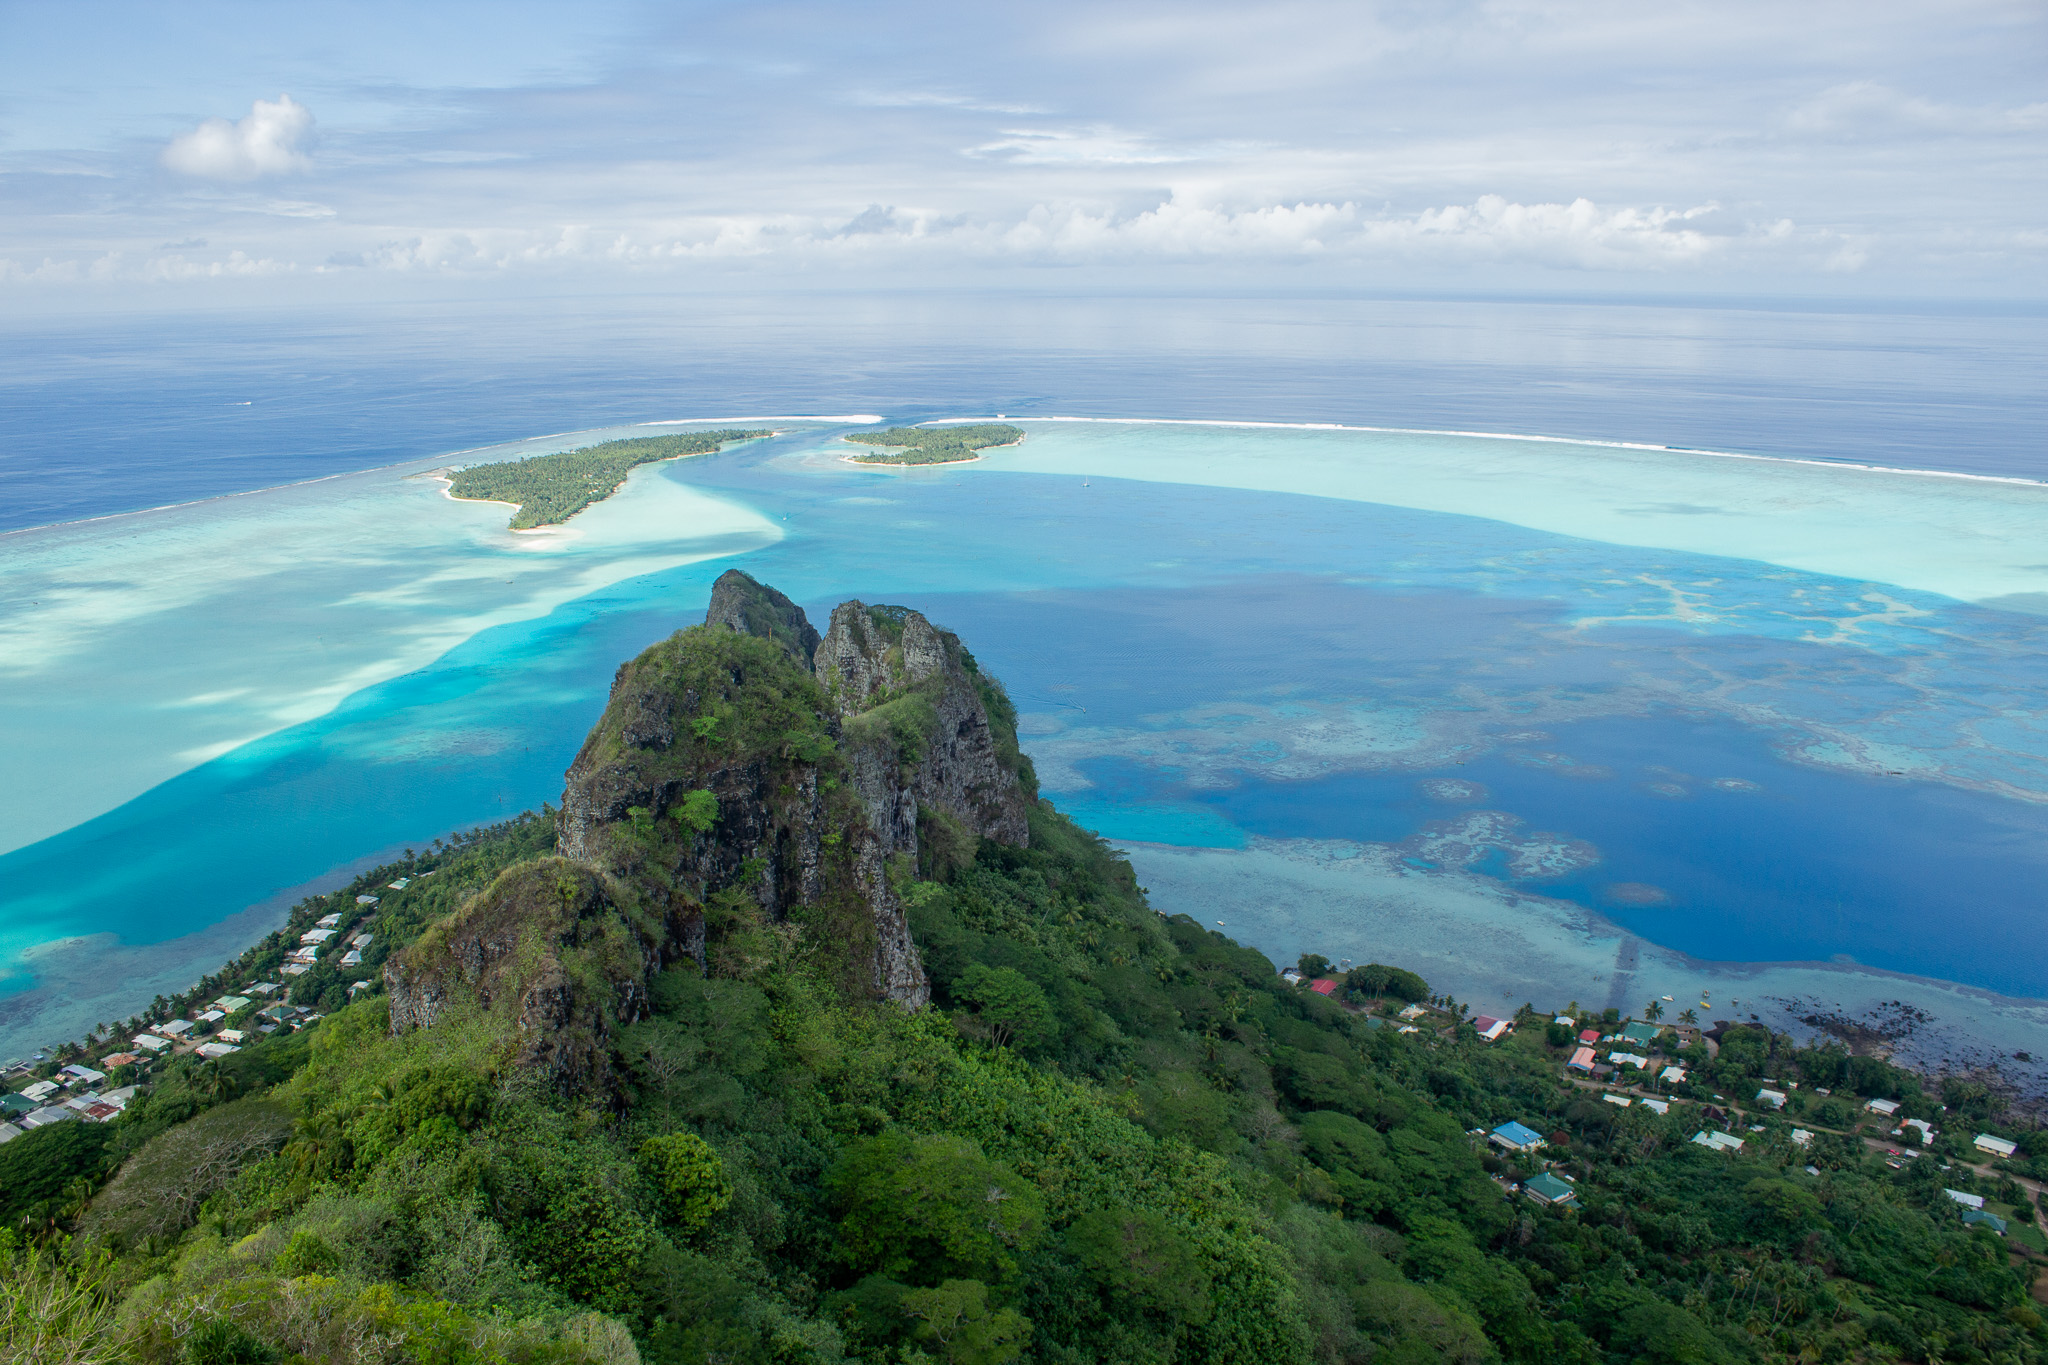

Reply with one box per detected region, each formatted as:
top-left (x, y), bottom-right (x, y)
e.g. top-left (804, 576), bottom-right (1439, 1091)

top-left (1130, 836), bottom-right (2048, 1078)
top-left (0, 425), bottom-right (782, 855)
top-left (976, 420), bottom-right (2048, 606)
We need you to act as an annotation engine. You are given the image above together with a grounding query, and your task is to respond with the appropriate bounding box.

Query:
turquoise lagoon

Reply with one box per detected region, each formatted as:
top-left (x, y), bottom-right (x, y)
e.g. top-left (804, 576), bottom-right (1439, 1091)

top-left (4, 418), bottom-right (2048, 1074)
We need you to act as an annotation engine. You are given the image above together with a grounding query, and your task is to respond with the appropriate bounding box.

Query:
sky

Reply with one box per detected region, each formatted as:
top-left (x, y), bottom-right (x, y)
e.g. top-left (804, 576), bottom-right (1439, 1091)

top-left (1, 0), bottom-right (2043, 308)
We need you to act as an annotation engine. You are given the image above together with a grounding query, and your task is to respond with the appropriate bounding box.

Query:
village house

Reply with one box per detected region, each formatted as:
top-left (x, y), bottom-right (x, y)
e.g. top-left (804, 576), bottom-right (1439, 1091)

top-left (1522, 1172), bottom-right (1577, 1207)
top-left (1692, 1131), bottom-right (1744, 1153)
top-left (1755, 1088), bottom-right (1787, 1110)
top-left (1975, 1134), bottom-right (2019, 1159)
top-left (1488, 1121), bottom-right (1544, 1154)
top-left (1471, 1016), bottom-right (1511, 1042)
top-left (1866, 1098), bottom-right (1901, 1117)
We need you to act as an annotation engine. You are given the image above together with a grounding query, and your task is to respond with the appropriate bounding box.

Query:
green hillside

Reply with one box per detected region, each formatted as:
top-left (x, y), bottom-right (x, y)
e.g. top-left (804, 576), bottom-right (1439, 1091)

top-left (6, 593), bottom-right (2043, 1365)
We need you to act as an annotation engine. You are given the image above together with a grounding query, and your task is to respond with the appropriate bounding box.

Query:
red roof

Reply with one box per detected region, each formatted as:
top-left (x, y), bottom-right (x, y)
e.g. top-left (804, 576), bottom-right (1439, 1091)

top-left (1578, 1028), bottom-right (1600, 1043)
top-left (1310, 978), bottom-right (1339, 996)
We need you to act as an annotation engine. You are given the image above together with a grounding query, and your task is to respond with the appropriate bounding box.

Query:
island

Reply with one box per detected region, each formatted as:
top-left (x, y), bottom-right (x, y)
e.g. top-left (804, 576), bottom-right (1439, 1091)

top-left (841, 422), bottom-right (1024, 465)
top-left (6, 573), bottom-right (2043, 1365)
top-left (444, 428), bottom-right (771, 528)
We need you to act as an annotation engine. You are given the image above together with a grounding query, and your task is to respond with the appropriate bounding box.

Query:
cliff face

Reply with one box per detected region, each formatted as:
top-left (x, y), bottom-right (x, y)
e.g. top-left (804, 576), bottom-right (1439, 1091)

top-left (394, 571), bottom-right (1034, 1087)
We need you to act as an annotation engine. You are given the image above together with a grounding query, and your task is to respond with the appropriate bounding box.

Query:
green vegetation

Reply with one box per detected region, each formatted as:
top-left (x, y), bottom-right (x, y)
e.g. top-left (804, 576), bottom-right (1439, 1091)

top-left (10, 613), bottom-right (2045, 1364)
top-left (447, 430), bottom-right (770, 528)
top-left (841, 425), bottom-right (1024, 465)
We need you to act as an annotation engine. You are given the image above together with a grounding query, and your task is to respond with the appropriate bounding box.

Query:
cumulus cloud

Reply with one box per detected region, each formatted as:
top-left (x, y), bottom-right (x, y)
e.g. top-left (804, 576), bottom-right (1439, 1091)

top-left (162, 96), bottom-right (314, 180)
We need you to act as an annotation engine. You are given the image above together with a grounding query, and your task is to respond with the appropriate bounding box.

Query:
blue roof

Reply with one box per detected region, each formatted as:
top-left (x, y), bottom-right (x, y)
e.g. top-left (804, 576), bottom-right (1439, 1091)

top-left (1492, 1121), bottom-right (1543, 1146)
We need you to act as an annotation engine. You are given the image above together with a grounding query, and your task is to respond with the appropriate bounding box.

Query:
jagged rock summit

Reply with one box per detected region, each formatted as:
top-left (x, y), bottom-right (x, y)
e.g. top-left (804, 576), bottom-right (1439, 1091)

top-left (387, 570), bottom-right (1035, 1093)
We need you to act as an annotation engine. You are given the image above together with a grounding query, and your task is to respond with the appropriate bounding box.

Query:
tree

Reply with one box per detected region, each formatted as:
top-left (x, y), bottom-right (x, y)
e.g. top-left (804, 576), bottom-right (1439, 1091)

top-left (1645, 1000), bottom-right (1664, 1022)
top-left (1679, 1008), bottom-right (1698, 1026)
top-left (1065, 1208), bottom-right (1212, 1325)
top-left (1297, 954), bottom-right (1333, 979)
top-left (953, 966), bottom-right (1054, 1051)
top-left (901, 1279), bottom-right (1031, 1365)
top-left (827, 1132), bottom-right (1044, 1282)
top-left (640, 1130), bottom-right (733, 1232)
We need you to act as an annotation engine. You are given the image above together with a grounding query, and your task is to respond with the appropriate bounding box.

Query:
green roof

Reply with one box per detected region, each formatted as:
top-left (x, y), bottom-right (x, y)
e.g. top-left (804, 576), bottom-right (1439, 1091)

top-left (1524, 1172), bottom-right (1577, 1204)
top-left (1620, 1022), bottom-right (1661, 1046)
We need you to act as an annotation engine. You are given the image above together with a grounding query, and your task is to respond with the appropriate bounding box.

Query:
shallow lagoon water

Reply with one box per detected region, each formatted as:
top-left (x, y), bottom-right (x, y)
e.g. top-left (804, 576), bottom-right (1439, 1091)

top-left (4, 412), bottom-right (2048, 1072)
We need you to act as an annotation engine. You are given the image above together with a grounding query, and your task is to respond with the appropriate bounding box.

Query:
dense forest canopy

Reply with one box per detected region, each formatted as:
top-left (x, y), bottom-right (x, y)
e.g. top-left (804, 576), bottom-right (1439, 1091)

top-left (446, 429), bottom-right (770, 528)
top-left (6, 590), bottom-right (2045, 1365)
top-left (841, 425), bottom-right (1024, 465)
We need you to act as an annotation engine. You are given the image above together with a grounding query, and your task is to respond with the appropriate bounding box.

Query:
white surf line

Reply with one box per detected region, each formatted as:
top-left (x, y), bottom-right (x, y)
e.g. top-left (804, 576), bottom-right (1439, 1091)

top-left (645, 414), bottom-right (883, 425)
top-left (921, 415), bottom-right (2048, 490)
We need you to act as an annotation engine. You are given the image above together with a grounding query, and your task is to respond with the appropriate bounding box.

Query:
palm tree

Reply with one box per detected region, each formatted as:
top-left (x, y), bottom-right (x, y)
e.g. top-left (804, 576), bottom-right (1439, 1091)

top-left (1680, 1008), bottom-right (1699, 1026)
top-left (1645, 1001), bottom-right (1665, 1022)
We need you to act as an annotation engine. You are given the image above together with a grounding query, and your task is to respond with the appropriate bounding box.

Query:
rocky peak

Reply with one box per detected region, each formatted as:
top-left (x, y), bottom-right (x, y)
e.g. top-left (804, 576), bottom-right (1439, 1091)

top-left (395, 577), bottom-right (1038, 1091)
top-left (704, 568), bottom-right (821, 663)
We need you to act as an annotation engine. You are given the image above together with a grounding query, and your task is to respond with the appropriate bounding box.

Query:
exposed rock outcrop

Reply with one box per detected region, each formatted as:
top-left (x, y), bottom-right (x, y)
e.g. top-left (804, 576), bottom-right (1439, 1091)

top-left (704, 568), bottom-right (821, 663)
top-left (395, 577), bottom-right (1035, 1090)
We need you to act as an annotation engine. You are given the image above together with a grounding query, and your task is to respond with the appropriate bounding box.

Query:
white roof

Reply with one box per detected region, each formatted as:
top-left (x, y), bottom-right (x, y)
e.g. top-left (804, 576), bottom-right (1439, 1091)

top-left (300, 928), bottom-right (337, 944)
top-left (1661, 1066), bottom-right (1687, 1082)
top-left (21, 1081), bottom-right (58, 1100)
top-left (0, 1122), bottom-right (20, 1144)
top-left (316, 913), bottom-right (343, 927)
top-left (61, 1064), bottom-right (105, 1083)
top-left (1639, 1098), bottom-right (1670, 1114)
top-left (1475, 1019), bottom-right (1510, 1040)
top-left (1946, 1188), bottom-right (1986, 1210)
top-left (1610, 1052), bottom-right (1649, 1067)
top-left (1975, 1134), bottom-right (2019, 1157)
top-left (133, 1034), bottom-right (171, 1051)
top-left (281, 963), bottom-right (312, 976)
top-left (1866, 1098), bottom-right (1900, 1114)
top-left (1791, 1129), bottom-right (1814, 1145)
top-left (216, 996), bottom-right (251, 1011)
top-left (1692, 1130), bottom-right (1744, 1151)
top-left (22, 1105), bottom-right (76, 1127)
top-left (355, 895), bottom-right (379, 905)
top-left (195, 1042), bottom-right (241, 1058)
top-left (1553, 1016), bottom-right (1575, 1026)
top-left (196, 1010), bottom-right (225, 1023)
top-left (101, 1086), bottom-right (137, 1105)
top-left (1756, 1089), bottom-right (1787, 1106)
top-left (1603, 1094), bottom-right (1632, 1107)
top-left (157, 1019), bottom-right (194, 1036)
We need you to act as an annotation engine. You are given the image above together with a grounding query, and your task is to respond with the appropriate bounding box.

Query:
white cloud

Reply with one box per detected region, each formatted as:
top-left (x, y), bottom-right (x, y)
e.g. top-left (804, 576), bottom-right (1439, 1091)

top-left (1786, 82), bottom-right (2048, 139)
top-left (966, 126), bottom-right (1219, 165)
top-left (162, 96), bottom-right (314, 180)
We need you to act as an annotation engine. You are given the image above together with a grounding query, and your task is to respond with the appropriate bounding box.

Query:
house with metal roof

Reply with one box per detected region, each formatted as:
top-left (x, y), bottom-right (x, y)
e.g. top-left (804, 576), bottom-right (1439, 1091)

top-left (1619, 1022), bottom-right (1661, 1048)
top-left (1489, 1121), bottom-right (1544, 1153)
top-left (1472, 1016), bottom-right (1511, 1042)
top-left (1975, 1134), bottom-right (2019, 1159)
top-left (1962, 1208), bottom-right (2008, 1234)
top-left (1567, 1047), bottom-right (1597, 1073)
top-left (1691, 1131), bottom-right (1744, 1152)
top-left (1523, 1172), bottom-right (1577, 1206)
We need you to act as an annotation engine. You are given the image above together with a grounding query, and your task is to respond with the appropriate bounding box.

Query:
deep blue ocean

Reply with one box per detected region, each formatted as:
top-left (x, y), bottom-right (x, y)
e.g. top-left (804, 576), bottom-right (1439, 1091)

top-left (3, 291), bottom-right (2046, 1057)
